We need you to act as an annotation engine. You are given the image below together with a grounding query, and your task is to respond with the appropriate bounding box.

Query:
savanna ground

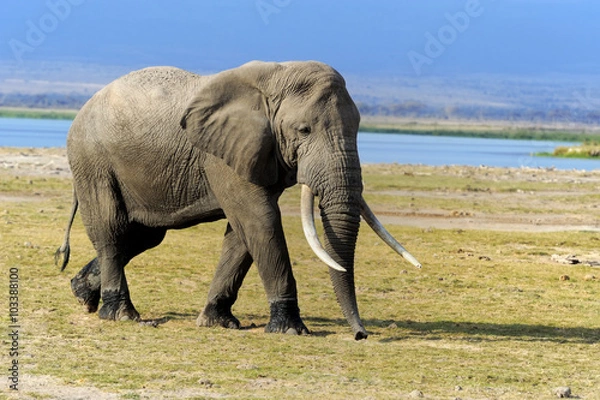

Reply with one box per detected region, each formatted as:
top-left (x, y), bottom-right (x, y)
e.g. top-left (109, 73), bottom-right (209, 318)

top-left (1, 147), bottom-right (599, 399)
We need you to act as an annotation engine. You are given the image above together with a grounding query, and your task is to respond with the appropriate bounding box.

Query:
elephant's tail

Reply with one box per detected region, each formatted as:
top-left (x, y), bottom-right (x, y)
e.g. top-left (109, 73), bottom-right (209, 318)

top-left (55, 191), bottom-right (78, 272)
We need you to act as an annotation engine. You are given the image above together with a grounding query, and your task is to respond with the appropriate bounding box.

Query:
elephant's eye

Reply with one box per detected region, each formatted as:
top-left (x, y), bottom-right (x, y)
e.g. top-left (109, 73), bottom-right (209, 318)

top-left (297, 124), bottom-right (311, 135)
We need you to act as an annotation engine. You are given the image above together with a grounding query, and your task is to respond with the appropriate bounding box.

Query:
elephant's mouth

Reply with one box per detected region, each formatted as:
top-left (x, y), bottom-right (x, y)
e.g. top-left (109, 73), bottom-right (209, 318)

top-left (299, 184), bottom-right (422, 271)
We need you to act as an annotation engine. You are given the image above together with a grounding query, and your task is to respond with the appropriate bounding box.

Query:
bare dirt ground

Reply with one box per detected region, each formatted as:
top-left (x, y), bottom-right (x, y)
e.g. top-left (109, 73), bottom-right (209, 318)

top-left (372, 188), bottom-right (600, 233)
top-left (0, 147), bottom-right (71, 178)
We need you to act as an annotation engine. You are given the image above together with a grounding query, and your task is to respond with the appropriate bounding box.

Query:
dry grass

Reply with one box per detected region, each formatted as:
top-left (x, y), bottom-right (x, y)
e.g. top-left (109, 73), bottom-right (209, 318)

top-left (1, 164), bottom-right (600, 399)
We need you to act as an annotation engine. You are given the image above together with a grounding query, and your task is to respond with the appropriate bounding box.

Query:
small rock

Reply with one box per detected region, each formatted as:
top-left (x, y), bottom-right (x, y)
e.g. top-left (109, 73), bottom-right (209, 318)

top-left (198, 378), bottom-right (214, 388)
top-left (236, 363), bottom-right (258, 370)
top-left (387, 322), bottom-right (398, 329)
top-left (553, 386), bottom-right (571, 398)
top-left (552, 254), bottom-right (580, 265)
top-left (585, 260), bottom-right (600, 267)
top-left (559, 275), bottom-right (570, 281)
top-left (479, 255), bottom-right (491, 261)
top-left (409, 390), bottom-right (424, 398)
top-left (455, 385), bottom-right (463, 391)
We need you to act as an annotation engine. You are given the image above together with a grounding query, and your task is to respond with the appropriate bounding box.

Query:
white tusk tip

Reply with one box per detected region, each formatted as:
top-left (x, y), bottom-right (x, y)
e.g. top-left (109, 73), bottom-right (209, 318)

top-left (402, 252), bottom-right (422, 269)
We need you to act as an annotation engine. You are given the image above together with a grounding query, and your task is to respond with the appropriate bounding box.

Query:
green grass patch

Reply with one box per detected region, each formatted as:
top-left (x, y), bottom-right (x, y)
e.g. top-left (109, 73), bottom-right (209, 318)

top-left (2, 168), bottom-right (600, 399)
top-left (359, 123), bottom-right (595, 142)
top-left (538, 142), bottom-right (600, 159)
top-left (0, 107), bottom-right (78, 120)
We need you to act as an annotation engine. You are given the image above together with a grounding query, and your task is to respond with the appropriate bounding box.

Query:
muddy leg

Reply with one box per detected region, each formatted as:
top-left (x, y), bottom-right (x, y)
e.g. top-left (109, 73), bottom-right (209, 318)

top-left (71, 258), bottom-right (101, 313)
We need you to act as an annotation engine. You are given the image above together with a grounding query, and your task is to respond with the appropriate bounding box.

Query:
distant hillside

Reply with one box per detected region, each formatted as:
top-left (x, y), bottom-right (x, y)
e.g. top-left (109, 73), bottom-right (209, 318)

top-left (0, 92), bottom-right (89, 109)
top-left (347, 73), bottom-right (600, 126)
top-left (1, 61), bottom-right (600, 127)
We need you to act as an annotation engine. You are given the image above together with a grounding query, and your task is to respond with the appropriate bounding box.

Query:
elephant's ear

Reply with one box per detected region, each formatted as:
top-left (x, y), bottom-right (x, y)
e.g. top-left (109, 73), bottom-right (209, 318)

top-left (180, 71), bottom-right (277, 186)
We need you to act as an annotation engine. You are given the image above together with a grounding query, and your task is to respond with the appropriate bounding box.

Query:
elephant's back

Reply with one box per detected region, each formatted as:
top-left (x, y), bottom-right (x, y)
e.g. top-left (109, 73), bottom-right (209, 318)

top-left (93, 66), bottom-right (203, 118)
top-left (66, 66), bottom-right (206, 178)
top-left (117, 66), bottom-right (203, 97)
top-left (68, 67), bottom-right (204, 147)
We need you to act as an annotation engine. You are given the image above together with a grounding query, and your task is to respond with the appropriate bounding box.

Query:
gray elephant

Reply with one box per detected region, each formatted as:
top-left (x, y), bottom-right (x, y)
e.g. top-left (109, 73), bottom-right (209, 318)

top-left (55, 61), bottom-right (421, 340)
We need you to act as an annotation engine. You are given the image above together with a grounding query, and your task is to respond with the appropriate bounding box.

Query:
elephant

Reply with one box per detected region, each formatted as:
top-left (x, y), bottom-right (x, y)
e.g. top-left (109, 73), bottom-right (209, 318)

top-left (55, 61), bottom-right (421, 340)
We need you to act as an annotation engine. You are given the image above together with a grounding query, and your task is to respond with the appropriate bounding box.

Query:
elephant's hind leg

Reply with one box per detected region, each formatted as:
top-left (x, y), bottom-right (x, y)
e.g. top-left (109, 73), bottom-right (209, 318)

top-left (71, 258), bottom-right (101, 313)
top-left (198, 223), bottom-right (253, 329)
top-left (74, 218), bottom-right (166, 320)
top-left (96, 224), bottom-right (166, 321)
top-left (97, 254), bottom-right (139, 322)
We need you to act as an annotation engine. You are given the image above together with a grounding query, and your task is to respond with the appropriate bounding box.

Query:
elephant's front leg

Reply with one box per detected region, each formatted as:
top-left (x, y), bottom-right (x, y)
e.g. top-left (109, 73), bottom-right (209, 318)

top-left (252, 225), bottom-right (309, 335)
top-left (198, 223), bottom-right (253, 329)
top-left (206, 163), bottom-right (309, 335)
top-left (209, 209), bottom-right (308, 335)
top-left (241, 215), bottom-right (309, 335)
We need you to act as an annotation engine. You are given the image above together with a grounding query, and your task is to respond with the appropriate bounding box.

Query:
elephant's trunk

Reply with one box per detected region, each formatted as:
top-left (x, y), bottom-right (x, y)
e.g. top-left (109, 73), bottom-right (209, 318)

top-left (300, 184), bottom-right (366, 339)
top-left (318, 188), bottom-right (367, 340)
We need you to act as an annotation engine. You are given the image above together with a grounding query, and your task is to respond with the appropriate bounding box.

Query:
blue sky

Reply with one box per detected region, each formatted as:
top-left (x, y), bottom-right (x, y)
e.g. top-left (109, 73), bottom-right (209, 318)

top-left (1, 0), bottom-right (599, 77)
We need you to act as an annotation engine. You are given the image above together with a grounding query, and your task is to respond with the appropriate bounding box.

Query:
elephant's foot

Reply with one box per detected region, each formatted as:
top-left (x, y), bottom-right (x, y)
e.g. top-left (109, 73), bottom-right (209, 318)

top-left (98, 290), bottom-right (140, 321)
top-left (71, 259), bottom-right (101, 313)
top-left (197, 301), bottom-right (241, 329)
top-left (265, 299), bottom-right (310, 335)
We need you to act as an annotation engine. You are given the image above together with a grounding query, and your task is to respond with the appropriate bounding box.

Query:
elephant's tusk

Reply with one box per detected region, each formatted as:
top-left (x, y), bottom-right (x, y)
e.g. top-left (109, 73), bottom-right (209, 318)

top-left (300, 185), bottom-right (347, 273)
top-left (359, 197), bottom-right (422, 269)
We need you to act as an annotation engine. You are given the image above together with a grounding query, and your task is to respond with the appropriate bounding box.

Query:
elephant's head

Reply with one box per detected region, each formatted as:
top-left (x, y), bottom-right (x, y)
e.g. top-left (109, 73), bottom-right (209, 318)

top-left (181, 61), bottom-right (420, 339)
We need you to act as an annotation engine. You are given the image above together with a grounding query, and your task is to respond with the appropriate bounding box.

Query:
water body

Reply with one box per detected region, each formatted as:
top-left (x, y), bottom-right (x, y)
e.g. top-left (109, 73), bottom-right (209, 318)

top-left (358, 132), bottom-right (598, 170)
top-left (0, 117), bottom-right (598, 171)
top-left (0, 118), bottom-right (72, 148)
